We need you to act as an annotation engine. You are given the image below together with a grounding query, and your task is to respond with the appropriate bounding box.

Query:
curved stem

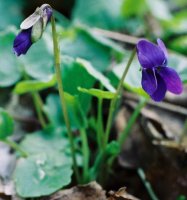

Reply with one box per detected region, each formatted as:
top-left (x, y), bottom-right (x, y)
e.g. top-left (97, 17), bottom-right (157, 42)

top-left (118, 97), bottom-right (147, 148)
top-left (4, 139), bottom-right (28, 158)
top-left (138, 168), bottom-right (159, 200)
top-left (104, 49), bottom-right (136, 147)
top-left (32, 92), bottom-right (47, 128)
top-left (51, 16), bottom-right (80, 183)
top-left (80, 128), bottom-right (89, 183)
top-left (97, 97), bottom-right (104, 150)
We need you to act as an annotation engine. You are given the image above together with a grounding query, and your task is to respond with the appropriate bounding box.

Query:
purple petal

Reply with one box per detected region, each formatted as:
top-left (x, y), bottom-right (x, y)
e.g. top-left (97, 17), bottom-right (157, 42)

top-left (137, 39), bottom-right (166, 68)
top-left (41, 4), bottom-right (53, 24)
top-left (141, 68), bottom-right (157, 95)
top-left (151, 73), bottom-right (167, 102)
top-left (13, 28), bottom-right (32, 56)
top-left (157, 38), bottom-right (168, 59)
top-left (158, 66), bottom-right (183, 94)
top-left (45, 6), bottom-right (53, 22)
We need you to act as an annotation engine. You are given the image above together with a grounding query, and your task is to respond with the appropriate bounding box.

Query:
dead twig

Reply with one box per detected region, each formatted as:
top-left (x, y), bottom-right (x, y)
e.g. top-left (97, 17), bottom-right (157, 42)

top-left (93, 28), bottom-right (141, 45)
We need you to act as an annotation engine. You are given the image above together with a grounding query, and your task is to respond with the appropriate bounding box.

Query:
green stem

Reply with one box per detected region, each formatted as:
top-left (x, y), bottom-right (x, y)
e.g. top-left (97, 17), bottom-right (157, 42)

top-left (106, 98), bottom-right (147, 172)
top-left (80, 128), bottom-right (89, 183)
top-left (104, 49), bottom-right (136, 147)
top-left (118, 97), bottom-right (147, 148)
top-left (22, 71), bottom-right (47, 128)
top-left (97, 98), bottom-right (104, 150)
top-left (51, 16), bottom-right (80, 183)
top-left (32, 92), bottom-right (47, 128)
top-left (138, 168), bottom-right (159, 200)
top-left (4, 139), bottom-right (28, 158)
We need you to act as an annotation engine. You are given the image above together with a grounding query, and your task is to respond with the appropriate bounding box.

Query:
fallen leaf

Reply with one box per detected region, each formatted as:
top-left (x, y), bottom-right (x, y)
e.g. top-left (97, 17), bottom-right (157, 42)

top-left (108, 187), bottom-right (140, 200)
top-left (42, 181), bottom-right (106, 200)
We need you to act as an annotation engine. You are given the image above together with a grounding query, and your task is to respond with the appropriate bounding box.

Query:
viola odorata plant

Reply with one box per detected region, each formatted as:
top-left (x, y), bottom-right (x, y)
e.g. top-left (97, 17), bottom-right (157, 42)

top-left (136, 39), bottom-right (183, 101)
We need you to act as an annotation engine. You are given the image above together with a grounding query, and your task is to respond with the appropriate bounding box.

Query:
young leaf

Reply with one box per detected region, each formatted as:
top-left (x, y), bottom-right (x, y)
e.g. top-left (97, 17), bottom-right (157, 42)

top-left (13, 75), bottom-right (56, 94)
top-left (0, 108), bottom-right (14, 140)
top-left (78, 87), bottom-right (116, 99)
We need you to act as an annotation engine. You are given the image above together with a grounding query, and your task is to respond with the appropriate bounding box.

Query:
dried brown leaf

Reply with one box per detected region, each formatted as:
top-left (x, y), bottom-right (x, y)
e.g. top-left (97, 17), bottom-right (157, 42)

top-left (108, 187), bottom-right (140, 200)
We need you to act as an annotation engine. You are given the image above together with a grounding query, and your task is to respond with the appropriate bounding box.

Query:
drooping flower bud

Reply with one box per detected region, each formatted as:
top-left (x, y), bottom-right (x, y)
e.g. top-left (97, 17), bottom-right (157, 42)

top-left (13, 4), bottom-right (53, 56)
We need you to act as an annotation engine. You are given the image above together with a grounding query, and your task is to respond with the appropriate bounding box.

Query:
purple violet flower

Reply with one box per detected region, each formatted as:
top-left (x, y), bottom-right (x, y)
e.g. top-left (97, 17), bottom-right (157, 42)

top-left (13, 4), bottom-right (53, 56)
top-left (136, 39), bottom-right (183, 102)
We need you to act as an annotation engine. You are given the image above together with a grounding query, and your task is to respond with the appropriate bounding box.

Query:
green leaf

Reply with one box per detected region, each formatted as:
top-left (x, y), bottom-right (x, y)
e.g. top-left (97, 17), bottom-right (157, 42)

top-left (72, 0), bottom-right (124, 29)
top-left (15, 127), bottom-right (73, 197)
top-left (14, 153), bottom-right (72, 197)
top-left (20, 126), bottom-right (83, 167)
top-left (78, 87), bottom-right (116, 99)
top-left (105, 141), bottom-right (120, 156)
top-left (44, 93), bottom-right (87, 129)
top-left (60, 56), bottom-right (95, 113)
top-left (0, 28), bottom-right (22, 87)
top-left (13, 75), bottom-right (57, 94)
top-left (60, 26), bottom-right (124, 72)
top-left (20, 127), bottom-right (69, 155)
top-left (0, 0), bottom-right (24, 29)
top-left (60, 56), bottom-right (115, 113)
top-left (81, 26), bottom-right (124, 59)
top-left (76, 58), bottom-right (115, 92)
top-left (121, 0), bottom-right (171, 20)
top-left (145, 0), bottom-right (172, 20)
top-left (121, 0), bottom-right (147, 17)
top-left (161, 10), bottom-right (187, 36)
top-left (169, 36), bottom-right (187, 54)
top-left (177, 195), bottom-right (186, 200)
top-left (0, 108), bottom-right (14, 140)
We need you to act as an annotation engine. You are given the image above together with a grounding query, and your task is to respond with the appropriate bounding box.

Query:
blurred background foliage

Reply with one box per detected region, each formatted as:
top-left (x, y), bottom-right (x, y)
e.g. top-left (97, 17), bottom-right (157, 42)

top-left (0, 0), bottom-right (187, 198)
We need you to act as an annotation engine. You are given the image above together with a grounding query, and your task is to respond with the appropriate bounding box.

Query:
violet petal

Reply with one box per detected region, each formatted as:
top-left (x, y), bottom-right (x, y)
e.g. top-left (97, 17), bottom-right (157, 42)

top-left (137, 39), bottom-right (166, 68)
top-left (45, 6), bottom-right (53, 22)
top-left (13, 28), bottom-right (32, 56)
top-left (159, 66), bottom-right (183, 94)
top-left (151, 73), bottom-right (167, 102)
top-left (141, 68), bottom-right (157, 95)
top-left (157, 38), bottom-right (168, 60)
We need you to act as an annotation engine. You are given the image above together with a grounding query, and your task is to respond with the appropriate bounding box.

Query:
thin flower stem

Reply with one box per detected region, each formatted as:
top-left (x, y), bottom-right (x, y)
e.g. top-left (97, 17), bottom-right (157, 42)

top-left (80, 128), bottom-right (89, 183)
top-left (107, 97), bottom-right (147, 171)
top-left (51, 16), bottom-right (80, 183)
top-left (4, 139), bottom-right (28, 158)
top-left (104, 49), bottom-right (136, 147)
top-left (97, 97), bottom-right (104, 149)
top-left (137, 168), bottom-right (159, 200)
top-left (118, 97), bottom-right (147, 148)
top-left (179, 119), bottom-right (187, 146)
top-left (22, 71), bottom-right (47, 128)
top-left (32, 92), bottom-right (47, 129)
